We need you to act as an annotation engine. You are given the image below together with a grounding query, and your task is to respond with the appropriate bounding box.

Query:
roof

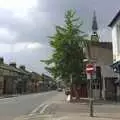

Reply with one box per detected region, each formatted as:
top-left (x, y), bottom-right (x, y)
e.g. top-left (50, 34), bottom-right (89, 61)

top-left (90, 42), bottom-right (112, 50)
top-left (32, 72), bottom-right (41, 76)
top-left (31, 72), bottom-right (42, 80)
top-left (0, 64), bottom-right (21, 73)
top-left (19, 68), bottom-right (31, 76)
top-left (0, 64), bottom-right (30, 75)
top-left (108, 10), bottom-right (120, 27)
top-left (42, 73), bottom-right (53, 81)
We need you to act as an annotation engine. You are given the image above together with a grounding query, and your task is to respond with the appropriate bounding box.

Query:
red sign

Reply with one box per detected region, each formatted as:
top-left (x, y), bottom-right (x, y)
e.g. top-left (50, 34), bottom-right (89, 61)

top-left (86, 64), bottom-right (95, 74)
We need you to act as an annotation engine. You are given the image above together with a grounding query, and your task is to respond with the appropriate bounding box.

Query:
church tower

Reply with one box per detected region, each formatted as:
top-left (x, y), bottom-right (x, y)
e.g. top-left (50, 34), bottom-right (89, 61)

top-left (91, 11), bottom-right (99, 41)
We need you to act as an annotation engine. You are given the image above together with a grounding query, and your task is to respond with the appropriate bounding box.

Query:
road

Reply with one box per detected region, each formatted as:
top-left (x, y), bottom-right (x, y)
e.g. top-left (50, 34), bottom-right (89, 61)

top-left (0, 91), bottom-right (58, 120)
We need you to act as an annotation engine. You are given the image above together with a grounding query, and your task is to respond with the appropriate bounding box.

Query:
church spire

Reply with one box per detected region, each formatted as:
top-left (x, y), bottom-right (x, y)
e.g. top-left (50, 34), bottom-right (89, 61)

top-left (92, 11), bottom-right (98, 34)
top-left (91, 11), bottom-right (99, 42)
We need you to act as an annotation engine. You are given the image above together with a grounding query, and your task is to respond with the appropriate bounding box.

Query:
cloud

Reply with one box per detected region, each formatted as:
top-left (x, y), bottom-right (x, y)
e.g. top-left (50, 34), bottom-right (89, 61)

top-left (0, 42), bottom-right (45, 54)
top-left (0, 0), bottom-right (120, 73)
top-left (0, 28), bottom-right (16, 43)
top-left (27, 42), bottom-right (44, 49)
top-left (0, 44), bottom-right (11, 53)
top-left (0, 0), bottom-right (37, 18)
top-left (0, 9), bottom-right (53, 45)
top-left (0, 0), bottom-right (119, 45)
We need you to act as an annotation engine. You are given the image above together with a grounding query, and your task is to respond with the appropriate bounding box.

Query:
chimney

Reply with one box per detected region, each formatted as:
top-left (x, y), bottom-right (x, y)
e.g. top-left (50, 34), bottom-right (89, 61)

top-left (20, 65), bottom-right (25, 70)
top-left (0, 57), bottom-right (4, 64)
top-left (9, 62), bottom-right (16, 68)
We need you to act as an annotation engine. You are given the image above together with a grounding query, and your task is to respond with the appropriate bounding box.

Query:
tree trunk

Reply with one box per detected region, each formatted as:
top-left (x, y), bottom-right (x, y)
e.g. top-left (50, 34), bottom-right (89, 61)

top-left (70, 75), bottom-right (80, 102)
top-left (70, 84), bottom-right (80, 102)
top-left (73, 84), bottom-right (80, 101)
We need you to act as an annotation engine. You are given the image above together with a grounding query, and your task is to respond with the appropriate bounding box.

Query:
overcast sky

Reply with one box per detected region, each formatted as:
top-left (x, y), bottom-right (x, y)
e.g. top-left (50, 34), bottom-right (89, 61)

top-left (0, 0), bottom-right (119, 74)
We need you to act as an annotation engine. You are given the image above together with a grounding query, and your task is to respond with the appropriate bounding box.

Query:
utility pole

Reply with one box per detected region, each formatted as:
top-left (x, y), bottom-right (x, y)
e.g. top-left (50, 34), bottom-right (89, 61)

top-left (85, 10), bottom-right (98, 117)
top-left (86, 64), bottom-right (94, 117)
top-left (89, 73), bottom-right (93, 117)
top-left (87, 41), bottom-right (94, 117)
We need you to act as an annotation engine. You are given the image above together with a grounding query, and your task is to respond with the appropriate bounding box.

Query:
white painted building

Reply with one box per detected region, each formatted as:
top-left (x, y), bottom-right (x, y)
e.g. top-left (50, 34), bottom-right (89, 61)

top-left (109, 10), bottom-right (120, 62)
top-left (109, 10), bottom-right (120, 101)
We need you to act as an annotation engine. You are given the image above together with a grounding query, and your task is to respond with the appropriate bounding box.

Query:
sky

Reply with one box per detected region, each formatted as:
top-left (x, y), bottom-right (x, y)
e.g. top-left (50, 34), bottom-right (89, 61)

top-left (0, 0), bottom-right (119, 74)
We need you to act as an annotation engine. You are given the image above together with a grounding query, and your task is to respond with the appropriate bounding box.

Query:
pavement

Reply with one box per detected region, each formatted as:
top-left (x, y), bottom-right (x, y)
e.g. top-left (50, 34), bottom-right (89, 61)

top-left (14, 92), bottom-right (120, 120)
top-left (0, 91), bottom-right (58, 120)
top-left (0, 94), bottom-right (18, 99)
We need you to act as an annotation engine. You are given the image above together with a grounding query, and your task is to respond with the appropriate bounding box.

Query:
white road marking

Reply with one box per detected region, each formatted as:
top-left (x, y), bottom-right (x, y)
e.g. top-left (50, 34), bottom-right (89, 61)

top-left (40, 104), bottom-right (49, 114)
top-left (0, 97), bottom-right (18, 104)
top-left (55, 116), bottom-right (69, 120)
top-left (29, 103), bottom-right (45, 116)
top-left (0, 101), bottom-right (13, 104)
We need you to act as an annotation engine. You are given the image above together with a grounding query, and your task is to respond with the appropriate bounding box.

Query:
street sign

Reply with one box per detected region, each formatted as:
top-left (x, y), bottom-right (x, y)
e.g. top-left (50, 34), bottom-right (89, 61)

top-left (86, 73), bottom-right (91, 79)
top-left (86, 64), bottom-right (95, 74)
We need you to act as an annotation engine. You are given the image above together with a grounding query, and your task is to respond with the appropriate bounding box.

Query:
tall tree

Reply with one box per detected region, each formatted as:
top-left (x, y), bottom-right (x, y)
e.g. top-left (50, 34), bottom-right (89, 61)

top-left (41, 9), bottom-right (88, 86)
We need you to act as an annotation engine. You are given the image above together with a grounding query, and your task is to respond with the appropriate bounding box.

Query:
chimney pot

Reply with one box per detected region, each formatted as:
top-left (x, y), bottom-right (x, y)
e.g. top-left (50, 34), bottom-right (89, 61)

top-left (0, 57), bottom-right (4, 64)
top-left (9, 62), bottom-right (16, 68)
top-left (20, 65), bottom-right (25, 70)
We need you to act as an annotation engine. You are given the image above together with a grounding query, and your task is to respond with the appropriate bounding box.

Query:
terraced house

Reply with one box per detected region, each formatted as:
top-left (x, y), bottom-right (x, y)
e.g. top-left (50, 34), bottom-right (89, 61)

top-left (0, 57), bottom-right (43, 96)
top-left (16, 65), bottom-right (31, 94)
top-left (0, 58), bottom-right (20, 95)
top-left (0, 58), bottom-right (31, 95)
top-left (30, 72), bottom-right (42, 93)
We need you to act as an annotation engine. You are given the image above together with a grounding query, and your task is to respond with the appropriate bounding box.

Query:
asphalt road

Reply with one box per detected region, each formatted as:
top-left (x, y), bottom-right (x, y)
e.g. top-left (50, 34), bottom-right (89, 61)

top-left (0, 91), bottom-right (58, 120)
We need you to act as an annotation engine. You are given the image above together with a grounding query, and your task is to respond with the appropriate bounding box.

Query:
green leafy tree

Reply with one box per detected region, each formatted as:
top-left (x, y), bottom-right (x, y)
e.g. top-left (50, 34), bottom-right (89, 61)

top-left (41, 9), bottom-right (88, 86)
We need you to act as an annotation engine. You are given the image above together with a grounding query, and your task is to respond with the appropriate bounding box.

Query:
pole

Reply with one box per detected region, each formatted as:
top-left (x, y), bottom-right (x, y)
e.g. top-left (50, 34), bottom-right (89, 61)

top-left (70, 74), bottom-right (72, 84)
top-left (117, 73), bottom-right (120, 102)
top-left (89, 73), bottom-right (93, 117)
top-left (70, 74), bottom-right (73, 102)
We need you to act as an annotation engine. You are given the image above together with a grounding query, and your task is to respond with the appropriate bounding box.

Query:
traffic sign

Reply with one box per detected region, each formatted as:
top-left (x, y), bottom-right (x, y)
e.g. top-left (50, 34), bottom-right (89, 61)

top-left (86, 64), bottom-right (95, 74)
top-left (86, 73), bottom-right (91, 79)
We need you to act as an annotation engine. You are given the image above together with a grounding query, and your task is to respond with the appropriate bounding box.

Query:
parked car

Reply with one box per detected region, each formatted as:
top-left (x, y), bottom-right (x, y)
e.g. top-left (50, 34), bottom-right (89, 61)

top-left (57, 88), bottom-right (63, 92)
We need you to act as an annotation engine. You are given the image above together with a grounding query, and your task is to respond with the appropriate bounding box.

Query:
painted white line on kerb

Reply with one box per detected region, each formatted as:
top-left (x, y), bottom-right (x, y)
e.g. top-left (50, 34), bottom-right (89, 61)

top-left (56, 116), bottom-right (69, 120)
top-left (29, 103), bottom-right (45, 116)
top-left (40, 104), bottom-right (49, 114)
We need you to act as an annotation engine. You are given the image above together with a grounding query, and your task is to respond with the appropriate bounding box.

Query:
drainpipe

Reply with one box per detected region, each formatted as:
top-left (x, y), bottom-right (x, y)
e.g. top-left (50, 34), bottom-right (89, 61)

top-left (117, 73), bottom-right (120, 102)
